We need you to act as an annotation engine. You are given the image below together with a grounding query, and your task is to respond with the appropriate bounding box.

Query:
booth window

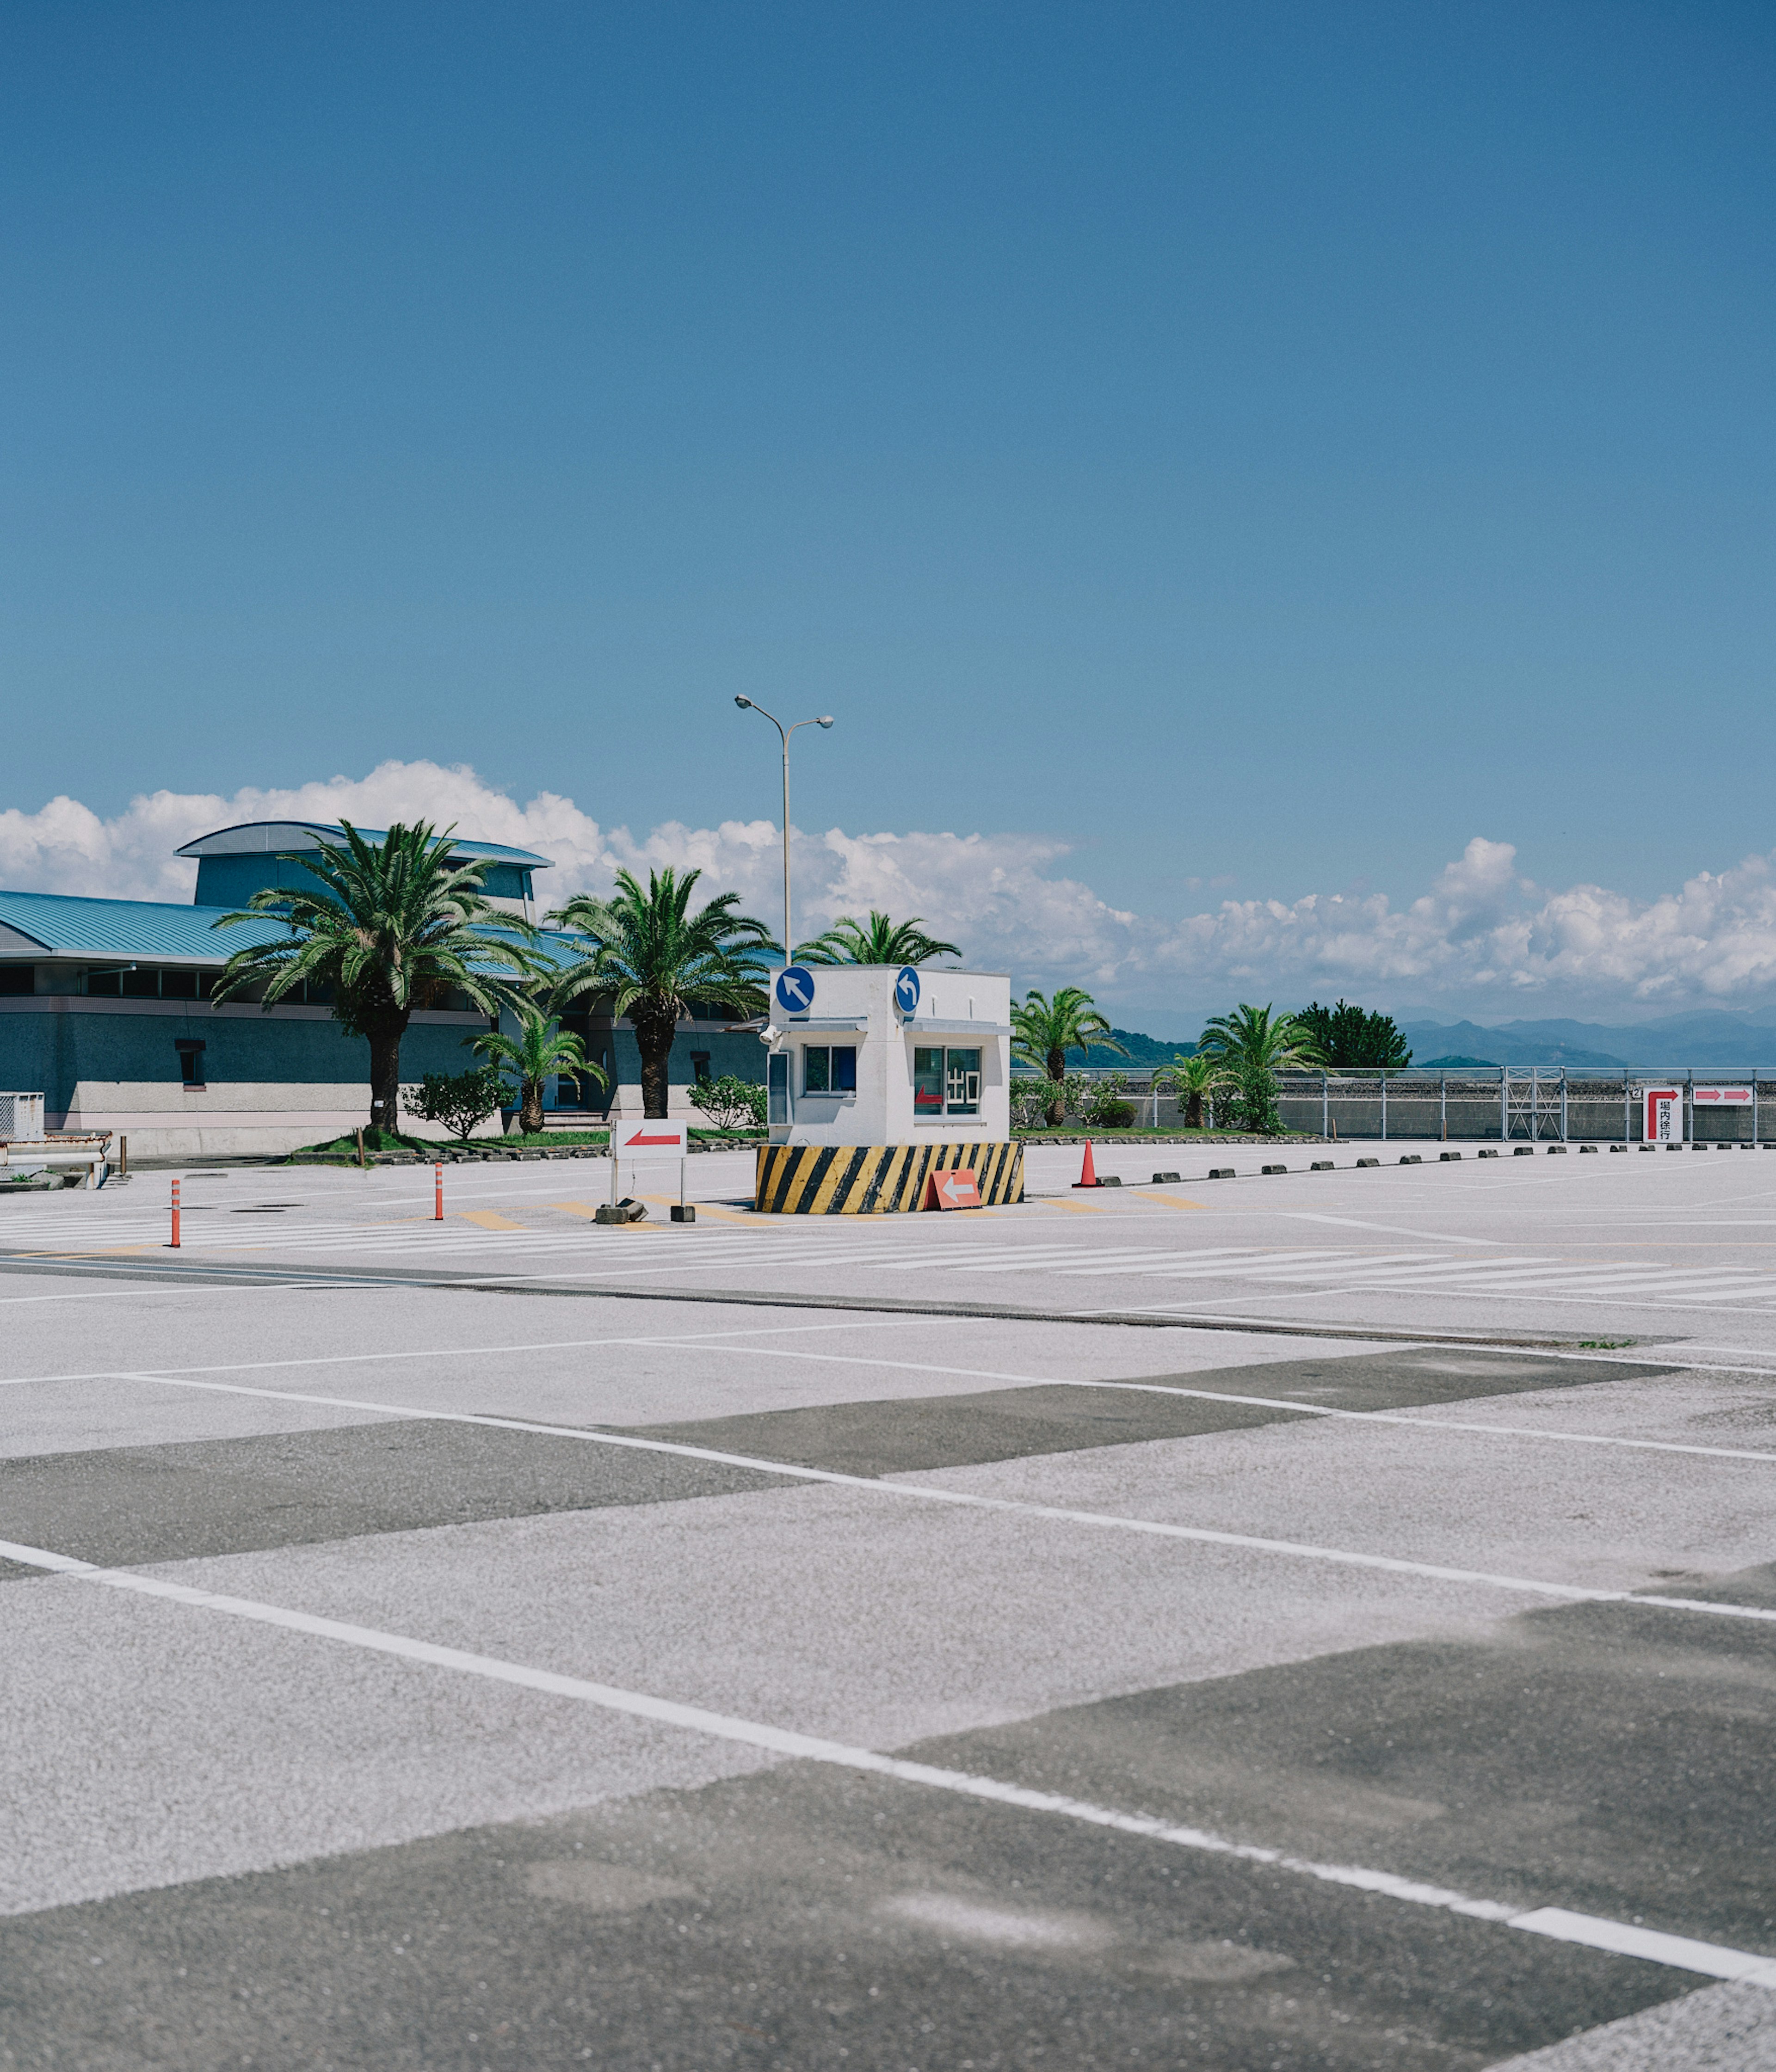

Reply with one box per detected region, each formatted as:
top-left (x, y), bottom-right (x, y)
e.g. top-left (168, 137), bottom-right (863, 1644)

top-left (768, 1052), bottom-right (789, 1125)
top-left (914, 1045), bottom-right (980, 1118)
top-left (802, 1045), bottom-right (856, 1095)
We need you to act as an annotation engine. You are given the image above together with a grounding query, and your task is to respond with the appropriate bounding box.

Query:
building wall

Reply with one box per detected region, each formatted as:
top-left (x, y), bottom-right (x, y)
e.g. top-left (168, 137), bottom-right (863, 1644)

top-left (0, 995), bottom-right (494, 1155)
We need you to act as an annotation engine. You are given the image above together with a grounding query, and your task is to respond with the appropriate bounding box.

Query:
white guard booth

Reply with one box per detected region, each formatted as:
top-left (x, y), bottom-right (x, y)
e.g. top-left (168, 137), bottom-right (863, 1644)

top-left (763, 964), bottom-right (1011, 1146)
top-left (752, 965), bottom-right (1021, 1214)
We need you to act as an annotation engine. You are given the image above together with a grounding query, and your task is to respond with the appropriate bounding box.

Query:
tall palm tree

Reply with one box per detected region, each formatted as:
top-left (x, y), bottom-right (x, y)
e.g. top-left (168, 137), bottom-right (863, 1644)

top-left (1010, 987), bottom-right (1127, 1127)
top-left (1156, 1051), bottom-right (1231, 1131)
top-left (794, 910), bottom-right (961, 966)
top-left (1195, 1003), bottom-right (1324, 1135)
top-left (211, 821), bottom-right (540, 1137)
top-left (474, 990), bottom-right (609, 1136)
top-left (548, 867), bottom-right (774, 1118)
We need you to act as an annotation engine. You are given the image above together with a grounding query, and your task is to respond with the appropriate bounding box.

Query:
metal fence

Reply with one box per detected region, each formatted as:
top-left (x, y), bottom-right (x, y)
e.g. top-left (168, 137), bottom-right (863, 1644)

top-left (1277, 1068), bottom-right (1775, 1143)
top-left (1089, 1068), bottom-right (1776, 1142)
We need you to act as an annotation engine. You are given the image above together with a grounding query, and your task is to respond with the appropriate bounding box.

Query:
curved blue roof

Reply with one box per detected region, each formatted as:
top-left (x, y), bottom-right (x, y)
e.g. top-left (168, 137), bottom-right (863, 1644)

top-left (174, 821), bottom-right (552, 867)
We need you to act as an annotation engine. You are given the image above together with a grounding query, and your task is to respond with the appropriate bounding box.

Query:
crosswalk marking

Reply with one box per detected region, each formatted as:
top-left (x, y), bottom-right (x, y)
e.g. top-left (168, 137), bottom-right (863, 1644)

top-left (6, 1204), bottom-right (1776, 1310)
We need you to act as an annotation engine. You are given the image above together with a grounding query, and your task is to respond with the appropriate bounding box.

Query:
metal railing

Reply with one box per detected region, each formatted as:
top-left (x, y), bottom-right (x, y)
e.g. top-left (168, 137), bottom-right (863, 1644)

top-left (1271, 1068), bottom-right (1775, 1143)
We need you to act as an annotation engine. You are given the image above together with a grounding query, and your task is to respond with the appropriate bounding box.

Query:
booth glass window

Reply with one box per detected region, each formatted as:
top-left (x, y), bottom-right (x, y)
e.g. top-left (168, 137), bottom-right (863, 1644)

top-left (914, 1045), bottom-right (980, 1118)
top-left (802, 1045), bottom-right (856, 1095)
top-left (768, 1051), bottom-right (789, 1125)
top-left (945, 1048), bottom-right (981, 1116)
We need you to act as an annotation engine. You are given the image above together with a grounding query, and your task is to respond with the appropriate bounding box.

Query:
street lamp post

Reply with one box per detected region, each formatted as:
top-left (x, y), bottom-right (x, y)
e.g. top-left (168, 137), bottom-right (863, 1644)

top-left (734, 698), bottom-right (834, 963)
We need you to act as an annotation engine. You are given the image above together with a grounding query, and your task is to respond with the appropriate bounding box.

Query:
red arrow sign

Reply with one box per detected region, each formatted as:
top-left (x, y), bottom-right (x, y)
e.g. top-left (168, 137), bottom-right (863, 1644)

top-left (622, 1126), bottom-right (687, 1147)
top-left (923, 1165), bottom-right (980, 1211)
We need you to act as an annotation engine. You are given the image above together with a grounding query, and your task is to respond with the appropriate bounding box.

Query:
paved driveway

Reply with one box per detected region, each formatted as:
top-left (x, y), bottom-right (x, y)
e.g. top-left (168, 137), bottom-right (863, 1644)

top-left (1, 1144), bottom-right (1773, 2068)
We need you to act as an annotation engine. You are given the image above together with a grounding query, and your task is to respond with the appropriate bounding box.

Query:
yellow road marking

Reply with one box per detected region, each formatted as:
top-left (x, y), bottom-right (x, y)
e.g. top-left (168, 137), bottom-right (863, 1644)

top-left (1134, 1193), bottom-right (1208, 1210)
top-left (1050, 1199), bottom-right (1108, 1214)
top-left (551, 1202), bottom-right (602, 1220)
top-left (459, 1210), bottom-right (528, 1232)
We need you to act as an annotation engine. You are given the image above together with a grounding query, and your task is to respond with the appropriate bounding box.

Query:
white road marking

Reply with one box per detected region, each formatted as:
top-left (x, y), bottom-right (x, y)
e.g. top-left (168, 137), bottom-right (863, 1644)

top-left (43, 1367), bottom-right (1776, 1625)
top-left (8, 1327), bottom-right (1772, 1468)
top-left (1284, 1213), bottom-right (1509, 1246)
top-left (3, 1533), bottom-right (1771, 1986)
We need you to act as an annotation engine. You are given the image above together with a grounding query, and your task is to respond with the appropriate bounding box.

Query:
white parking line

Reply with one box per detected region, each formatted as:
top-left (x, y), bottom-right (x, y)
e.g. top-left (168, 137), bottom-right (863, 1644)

top-left (37, 1366), bottom-right (1776, 1627)
top-left (4, 1532), bottom-right (1771, 1986)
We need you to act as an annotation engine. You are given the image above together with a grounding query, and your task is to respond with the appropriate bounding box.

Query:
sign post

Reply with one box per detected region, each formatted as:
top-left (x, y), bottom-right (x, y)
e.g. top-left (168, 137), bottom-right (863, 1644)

top-left (1642, 1086), bottom-right (1683, 1144)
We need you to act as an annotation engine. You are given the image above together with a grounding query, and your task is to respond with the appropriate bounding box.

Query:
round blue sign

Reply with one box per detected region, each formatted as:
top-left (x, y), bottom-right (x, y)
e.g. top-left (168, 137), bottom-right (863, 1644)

top-left (775, 966), bottom-right (816, 1015)
top-left (894, 965), bottom-right (921, 1014)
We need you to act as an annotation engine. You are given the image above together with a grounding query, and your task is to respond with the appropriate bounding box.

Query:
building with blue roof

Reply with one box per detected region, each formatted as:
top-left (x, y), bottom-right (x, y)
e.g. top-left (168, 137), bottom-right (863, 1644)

top-left (0, 822), bottom-right (763, 1156)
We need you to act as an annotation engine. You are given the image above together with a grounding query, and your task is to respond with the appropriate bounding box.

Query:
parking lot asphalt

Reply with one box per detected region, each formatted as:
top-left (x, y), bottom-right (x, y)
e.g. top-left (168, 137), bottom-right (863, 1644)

top-left (1, 1144), bottom-right (1773, 2068)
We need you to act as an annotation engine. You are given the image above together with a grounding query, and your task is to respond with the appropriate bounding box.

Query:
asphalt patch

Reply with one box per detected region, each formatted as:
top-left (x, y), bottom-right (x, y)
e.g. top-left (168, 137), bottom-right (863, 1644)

top-left (1133, 1346), bottom-right (1677, 1415)
top-left (623, 1348), bottom-right (1674, 1476)
top-left (0, 1420), bottom-right (784, 1574)
top-left (0, 1753), bottom-right (1692, 2072)
top-left (901, 1562), bottom-right (1776, 1955)
top-left (623, 1381), bottom-right (1305, 1476)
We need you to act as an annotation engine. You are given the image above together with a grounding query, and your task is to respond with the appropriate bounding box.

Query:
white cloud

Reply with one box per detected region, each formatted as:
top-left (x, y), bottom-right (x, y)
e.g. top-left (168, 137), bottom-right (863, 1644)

top-left (3, 762), bottom-right (1776, 1021)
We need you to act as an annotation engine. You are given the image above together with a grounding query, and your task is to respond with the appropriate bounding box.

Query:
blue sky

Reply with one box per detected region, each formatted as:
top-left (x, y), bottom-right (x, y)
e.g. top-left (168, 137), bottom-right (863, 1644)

top-left (3, 3), bottom-right (1773, 1026)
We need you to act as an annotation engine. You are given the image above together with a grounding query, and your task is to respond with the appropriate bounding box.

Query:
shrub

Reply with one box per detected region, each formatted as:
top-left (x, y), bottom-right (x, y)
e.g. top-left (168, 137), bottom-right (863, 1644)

top-left (402, 1066), bottom-right (510, 1142)
top-left (1091, 1098), bottom-right (1137, 1127)
top-left (687, 1073), bottom-right (766, 1130)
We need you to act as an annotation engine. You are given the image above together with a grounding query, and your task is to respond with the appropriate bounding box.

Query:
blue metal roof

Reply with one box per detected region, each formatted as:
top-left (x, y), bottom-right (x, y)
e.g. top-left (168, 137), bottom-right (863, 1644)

top-left (0, 891), bottom-right (288, 962)
top-left (0, 889), bottom-right (590, 971)
top-left (174, 821), bottom-right (552, 867)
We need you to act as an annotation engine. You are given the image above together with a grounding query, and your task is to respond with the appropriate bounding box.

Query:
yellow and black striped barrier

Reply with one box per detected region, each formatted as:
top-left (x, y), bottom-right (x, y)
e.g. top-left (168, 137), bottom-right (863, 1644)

top-left (754, 1140), bottom-right (1024, 1215)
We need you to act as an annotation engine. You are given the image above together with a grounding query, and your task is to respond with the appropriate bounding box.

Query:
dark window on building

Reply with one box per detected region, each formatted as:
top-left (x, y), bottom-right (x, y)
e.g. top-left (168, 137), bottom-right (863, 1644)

top-left (801, 1046), bottom-right (857, 1095)
top-left (691, 1052), bottom-right (712, 1085)
top-left (175, 1039), bottom-right (206, 1089)
top-left (0, 967), bottom-right (32, 996)
top-left (87, 967), bottom-right (216, 1001)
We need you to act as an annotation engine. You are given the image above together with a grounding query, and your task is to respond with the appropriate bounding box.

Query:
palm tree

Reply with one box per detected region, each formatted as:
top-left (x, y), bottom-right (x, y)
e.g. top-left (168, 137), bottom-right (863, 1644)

top-left (1195, 1003), bottom-right (1324, 1135)
top-left (1010, 986), bottom-right (1127, 1127)
top-left (548, 867), bottom-right (774, 1118)
top-left (211, 821), bottom-right (540, 1138)
top-left (1155, 1051), bottom-right (1230, 1131)
top-left (474, 991), bottom-right (610, 1136)
top-left (794, 910), bottom-right (961, 966)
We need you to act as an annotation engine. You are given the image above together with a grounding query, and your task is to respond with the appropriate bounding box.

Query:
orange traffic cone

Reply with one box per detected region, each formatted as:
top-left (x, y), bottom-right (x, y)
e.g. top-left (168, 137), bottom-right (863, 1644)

top-left (1073, 1141), bottom-right (1098, 1188)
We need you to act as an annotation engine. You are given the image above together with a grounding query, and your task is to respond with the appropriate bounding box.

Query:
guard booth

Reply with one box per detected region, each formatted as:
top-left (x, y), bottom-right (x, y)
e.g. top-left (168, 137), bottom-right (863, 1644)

top-left (752, 964), bottom-right (1023, 1213)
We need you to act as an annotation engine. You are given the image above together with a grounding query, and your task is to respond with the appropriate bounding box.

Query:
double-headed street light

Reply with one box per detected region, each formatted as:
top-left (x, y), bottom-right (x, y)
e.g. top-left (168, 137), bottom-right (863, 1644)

top-left (734, 697), bottom-right (834, 967)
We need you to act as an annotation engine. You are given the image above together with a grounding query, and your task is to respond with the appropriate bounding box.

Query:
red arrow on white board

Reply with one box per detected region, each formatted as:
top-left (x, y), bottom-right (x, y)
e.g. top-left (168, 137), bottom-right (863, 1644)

top-left (623, 1130), bottom-right (684, 1146)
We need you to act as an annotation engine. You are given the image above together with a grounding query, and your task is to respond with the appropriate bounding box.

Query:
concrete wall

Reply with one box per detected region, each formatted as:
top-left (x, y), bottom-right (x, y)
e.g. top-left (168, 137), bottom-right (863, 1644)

top-left (0, 994), bottom-right (779, 1152)
top-left (0, 995), bottom-right (496, 1156)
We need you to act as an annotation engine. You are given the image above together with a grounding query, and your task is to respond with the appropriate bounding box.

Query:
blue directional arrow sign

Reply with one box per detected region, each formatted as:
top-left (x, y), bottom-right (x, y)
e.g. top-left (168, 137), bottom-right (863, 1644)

top-left (775, 965), bottom-right (816, 1014)
top-left (894, 965), bottom-right (921, 1014)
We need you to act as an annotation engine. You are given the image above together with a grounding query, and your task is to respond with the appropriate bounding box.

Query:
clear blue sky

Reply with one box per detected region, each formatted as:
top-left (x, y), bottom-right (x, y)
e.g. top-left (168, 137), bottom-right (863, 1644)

top-left (4, 1), bottom-right (1772, 935)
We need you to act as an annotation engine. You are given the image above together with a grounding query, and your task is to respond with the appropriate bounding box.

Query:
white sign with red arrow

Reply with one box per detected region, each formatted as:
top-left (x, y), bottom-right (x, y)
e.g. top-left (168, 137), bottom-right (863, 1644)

top-left (615, 1119), bottom-right (691, 1155)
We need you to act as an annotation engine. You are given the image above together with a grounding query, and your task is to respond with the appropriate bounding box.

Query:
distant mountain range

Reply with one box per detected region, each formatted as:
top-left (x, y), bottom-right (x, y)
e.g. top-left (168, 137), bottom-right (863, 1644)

top-left (1397, 1010), bottom-right (1776, 1069)
top-left (1063, 1008), bottom-right (1776, 1071)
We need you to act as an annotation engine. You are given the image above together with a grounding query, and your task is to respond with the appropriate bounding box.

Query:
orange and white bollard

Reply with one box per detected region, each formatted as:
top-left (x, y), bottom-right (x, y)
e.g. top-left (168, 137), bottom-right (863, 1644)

top-left (434, 1160), bottom-right (444, 1221)
top-left (169, 1176), bottom-right (181, 1248)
